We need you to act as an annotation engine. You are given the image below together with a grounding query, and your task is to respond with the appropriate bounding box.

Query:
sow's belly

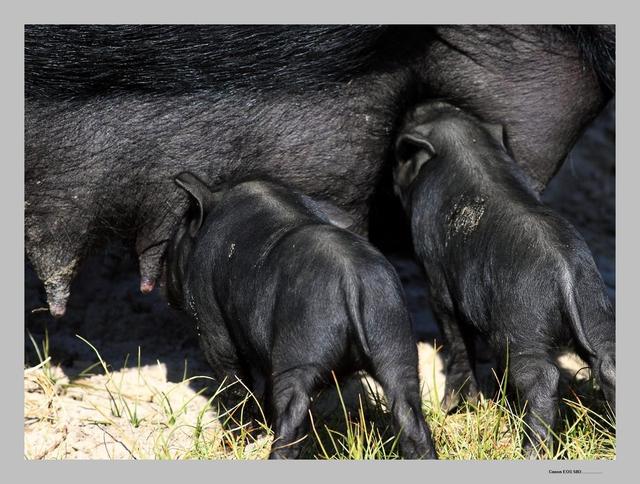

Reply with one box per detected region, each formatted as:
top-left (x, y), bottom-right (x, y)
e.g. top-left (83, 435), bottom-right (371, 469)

top-left (24, 80), bottom-right (398, 316)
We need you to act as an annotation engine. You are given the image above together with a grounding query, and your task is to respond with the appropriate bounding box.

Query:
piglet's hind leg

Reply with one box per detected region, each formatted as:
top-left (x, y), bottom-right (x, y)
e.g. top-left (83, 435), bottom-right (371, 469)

top-left (268, 367), bottom-right (319, 459)
top-left (508, 351), bottom-right (561, 459)
top-left (375, 364), bottom-right (438, 459)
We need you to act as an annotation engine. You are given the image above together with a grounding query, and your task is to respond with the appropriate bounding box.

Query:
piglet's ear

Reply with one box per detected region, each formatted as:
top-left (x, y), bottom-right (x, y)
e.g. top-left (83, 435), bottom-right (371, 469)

top-left (395, 133), bottom-right (436, 165)
top-left (483, 122), bottom-right (507, 151)
top-left (394, 133), bottom-right (436, 190)
top-left (175, 172), bottom-right (218, 237)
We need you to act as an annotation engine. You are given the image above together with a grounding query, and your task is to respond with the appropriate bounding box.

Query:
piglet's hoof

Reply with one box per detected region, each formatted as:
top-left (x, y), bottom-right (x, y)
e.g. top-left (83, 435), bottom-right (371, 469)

top-left (440, 391), bottom-right (461, 414)
top-left (440, 383), bottom-right (480, 413)
top-left (522, 443), bottom-right (542, 460)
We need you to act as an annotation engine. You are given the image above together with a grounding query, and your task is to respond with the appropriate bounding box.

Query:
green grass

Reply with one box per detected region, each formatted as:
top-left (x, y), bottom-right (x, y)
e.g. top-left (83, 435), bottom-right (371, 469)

top-left (24, 335), bottom-right (615, 460)
top-left (180, 367), bottom-right (615, 460)
top-left (26, 324), bottom-right (57, 386)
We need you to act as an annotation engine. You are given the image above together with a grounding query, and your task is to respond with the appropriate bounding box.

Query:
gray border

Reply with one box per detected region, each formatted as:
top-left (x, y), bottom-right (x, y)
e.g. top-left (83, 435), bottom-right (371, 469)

top-left (5, 1), bottom-right (635, 483)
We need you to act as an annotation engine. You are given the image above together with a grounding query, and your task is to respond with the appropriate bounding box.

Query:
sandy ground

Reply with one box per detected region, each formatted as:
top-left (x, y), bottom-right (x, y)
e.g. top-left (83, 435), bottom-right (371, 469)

top-left (24, 101), bottom-right (615, 460)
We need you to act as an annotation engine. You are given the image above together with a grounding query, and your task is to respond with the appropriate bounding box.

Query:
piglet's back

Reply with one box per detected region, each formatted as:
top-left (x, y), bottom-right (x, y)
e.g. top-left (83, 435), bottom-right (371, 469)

top-left (253, 223), bottom-right (411, 359)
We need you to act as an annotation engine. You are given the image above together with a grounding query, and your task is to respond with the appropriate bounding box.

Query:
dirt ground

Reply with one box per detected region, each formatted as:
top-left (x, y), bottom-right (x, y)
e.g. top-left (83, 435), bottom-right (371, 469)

top-left (23, 101), bottom-right (615, 460)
